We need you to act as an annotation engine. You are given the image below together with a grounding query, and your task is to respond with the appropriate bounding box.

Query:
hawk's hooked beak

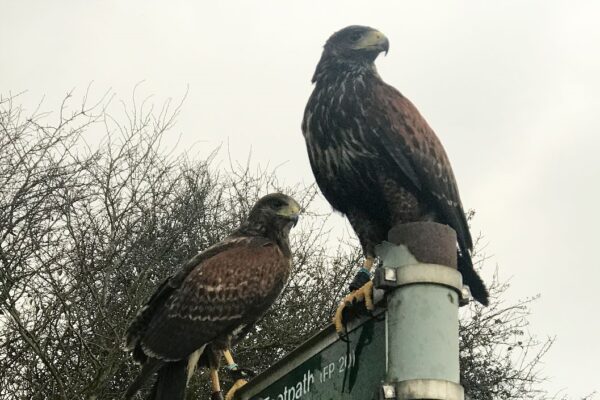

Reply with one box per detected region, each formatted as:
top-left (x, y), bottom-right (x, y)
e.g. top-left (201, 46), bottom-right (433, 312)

top-left (278, 201), bottom-right (302, 227)
top-left (355, 29), bottom-right (389, 55)
top-left (290, 214), bottom-right (299, 227)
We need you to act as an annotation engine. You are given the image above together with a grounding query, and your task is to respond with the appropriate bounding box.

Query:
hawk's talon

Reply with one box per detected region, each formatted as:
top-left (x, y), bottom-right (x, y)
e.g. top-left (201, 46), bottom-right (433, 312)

top-left (211, 390), bottom-right (224, 400)
top-left (334, 280), bottom-right (374, 337)
top-left (225, 379), bottom-right (248, 400)
top-left (338, 330), bottom-right (350, 343)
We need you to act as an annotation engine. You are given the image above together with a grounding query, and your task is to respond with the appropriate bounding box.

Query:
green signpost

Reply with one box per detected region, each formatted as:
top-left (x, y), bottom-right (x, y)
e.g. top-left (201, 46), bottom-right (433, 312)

top-left (237, 312), bottom-right (386, 400)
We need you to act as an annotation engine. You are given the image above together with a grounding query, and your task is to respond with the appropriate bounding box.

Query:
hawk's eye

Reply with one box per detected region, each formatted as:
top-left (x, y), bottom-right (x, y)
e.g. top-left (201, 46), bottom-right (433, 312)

top-left (349, 32), bottom-right (362, 42)
top-left (271, 199), bottom-right (286, 209)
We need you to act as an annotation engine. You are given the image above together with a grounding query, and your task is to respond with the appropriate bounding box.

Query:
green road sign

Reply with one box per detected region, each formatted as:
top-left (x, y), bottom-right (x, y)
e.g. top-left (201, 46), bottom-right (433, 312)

top-left (237, 311), bottom-right (386, 400)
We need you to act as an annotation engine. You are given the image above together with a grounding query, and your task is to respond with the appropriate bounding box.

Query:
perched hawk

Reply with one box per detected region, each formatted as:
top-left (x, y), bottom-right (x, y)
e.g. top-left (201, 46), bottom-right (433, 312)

top-left (301, 26), bottom-right (488, 329)
top-left (124, 193), bottom-right (301, 400)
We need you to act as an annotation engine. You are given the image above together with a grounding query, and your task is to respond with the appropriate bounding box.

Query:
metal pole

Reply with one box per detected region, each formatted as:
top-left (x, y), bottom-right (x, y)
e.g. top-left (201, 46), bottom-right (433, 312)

top-left (374, 222), bottom-right (467, 400)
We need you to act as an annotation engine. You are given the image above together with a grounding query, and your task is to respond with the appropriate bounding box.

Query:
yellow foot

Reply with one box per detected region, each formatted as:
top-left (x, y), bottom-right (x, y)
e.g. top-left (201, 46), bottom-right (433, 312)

top-left (333, 280), bottom-right (374, 334)
top-left (225, 379), bottom-right (248, 400)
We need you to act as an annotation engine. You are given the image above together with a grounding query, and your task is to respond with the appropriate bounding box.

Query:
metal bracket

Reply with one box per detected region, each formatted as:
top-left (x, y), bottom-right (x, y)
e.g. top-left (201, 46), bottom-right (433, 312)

top-left (381, 383), bottom-right (397, 399)
top-left (458, 284), bottom-right (472, 307)
top-left (373, 264), bottom-right (463, 292)
top-left (380, 379), bottom-right (464, 400)
top-left (373, 264), bottom-right (472, 306)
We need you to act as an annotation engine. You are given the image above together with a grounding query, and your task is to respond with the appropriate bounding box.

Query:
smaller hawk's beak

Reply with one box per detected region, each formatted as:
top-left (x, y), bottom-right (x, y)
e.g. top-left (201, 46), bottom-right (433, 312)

top-left (278, 200), bottom-right (302, 227)
top-left (288, 201), bottom-right (302, 227)
top-left (290, 214), bottom-right (299, 227)
top-left (356, 30), bottom-right (389, 55)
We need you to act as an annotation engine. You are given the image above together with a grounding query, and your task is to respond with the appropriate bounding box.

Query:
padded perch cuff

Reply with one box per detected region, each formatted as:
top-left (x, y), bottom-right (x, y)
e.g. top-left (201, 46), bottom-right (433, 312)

top-left (349, 268), bottom-right (372, 292)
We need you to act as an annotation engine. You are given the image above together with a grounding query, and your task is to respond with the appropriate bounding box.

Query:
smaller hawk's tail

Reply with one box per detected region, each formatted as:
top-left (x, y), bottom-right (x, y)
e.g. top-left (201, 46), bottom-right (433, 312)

top-left (458, 251), bottom-right (489, 306)
top-left (147, 360), bottom-right (188, 400)
top-left (124, 359), bottom-right (162, 399)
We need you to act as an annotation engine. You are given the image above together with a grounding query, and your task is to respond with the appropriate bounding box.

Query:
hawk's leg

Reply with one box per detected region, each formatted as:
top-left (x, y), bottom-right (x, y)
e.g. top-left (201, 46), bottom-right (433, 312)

top-left (222, 349), bottom-right (255, 380)
top-left (210, 368), bottom-right (224, 400)
top-left (333, 256), bottom-right (375, 336)
top-left (224, 350), bottom-right (248, 400)
top-left (334, 208), bottom-right (385, 337)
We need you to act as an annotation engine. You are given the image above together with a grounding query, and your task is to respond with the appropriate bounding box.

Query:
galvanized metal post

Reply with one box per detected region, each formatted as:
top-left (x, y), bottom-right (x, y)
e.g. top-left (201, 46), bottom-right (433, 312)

top-left (374, 222), bottom-right (466, 400)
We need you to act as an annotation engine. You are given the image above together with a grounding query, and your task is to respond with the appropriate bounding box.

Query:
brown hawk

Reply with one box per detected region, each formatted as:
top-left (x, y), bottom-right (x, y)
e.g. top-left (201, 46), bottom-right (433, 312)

top-left (301, 26), bottom-right (489, 332)
top-left (124, 193), bottom-right (301, 400)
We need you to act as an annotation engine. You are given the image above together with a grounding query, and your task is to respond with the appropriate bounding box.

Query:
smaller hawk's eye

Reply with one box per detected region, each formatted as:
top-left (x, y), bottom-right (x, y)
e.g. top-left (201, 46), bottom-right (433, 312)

top-left (271, 199), bottom-right (286, 209)
top-left (349, 32), bottom-right (362, 42)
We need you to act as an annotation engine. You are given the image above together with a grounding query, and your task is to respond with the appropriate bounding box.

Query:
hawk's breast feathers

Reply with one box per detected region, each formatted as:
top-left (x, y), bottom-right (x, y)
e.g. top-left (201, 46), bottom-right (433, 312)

top-left (126, 236), bottom-right (291, 362)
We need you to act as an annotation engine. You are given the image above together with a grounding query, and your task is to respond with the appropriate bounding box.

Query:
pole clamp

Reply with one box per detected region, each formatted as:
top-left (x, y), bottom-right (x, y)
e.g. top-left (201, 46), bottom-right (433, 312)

top-left (373, 264), bottom-right (471, 305)
top-left (380, 379), bottom-right (464, 400)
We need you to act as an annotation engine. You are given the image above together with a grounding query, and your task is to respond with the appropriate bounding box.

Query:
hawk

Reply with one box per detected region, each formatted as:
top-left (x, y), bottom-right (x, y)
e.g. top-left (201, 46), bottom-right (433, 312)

top-left (124, 193), bottom-right (301, 400)
top-left (301, 26), bottom-right (489, 332)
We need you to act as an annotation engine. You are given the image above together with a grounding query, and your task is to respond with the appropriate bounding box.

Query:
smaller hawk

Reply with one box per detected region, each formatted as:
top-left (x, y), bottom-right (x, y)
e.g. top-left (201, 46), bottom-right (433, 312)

top-left (124, 193), bottom-right (301, 400)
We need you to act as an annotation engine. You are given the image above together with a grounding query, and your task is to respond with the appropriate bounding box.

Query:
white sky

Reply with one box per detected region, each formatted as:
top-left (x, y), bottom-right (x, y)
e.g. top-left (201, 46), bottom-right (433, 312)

top-left (2, 1), bottom-right (599, 397)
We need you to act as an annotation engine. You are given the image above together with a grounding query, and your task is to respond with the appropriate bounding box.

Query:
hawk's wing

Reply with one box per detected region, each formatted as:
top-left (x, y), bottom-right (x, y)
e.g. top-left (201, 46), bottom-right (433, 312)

top-left (372, 83), bottom-right (473, 252)
top-left (125, 236), bottom-right (289, 361)
top-left (124, 238), bottom-right (241, 358)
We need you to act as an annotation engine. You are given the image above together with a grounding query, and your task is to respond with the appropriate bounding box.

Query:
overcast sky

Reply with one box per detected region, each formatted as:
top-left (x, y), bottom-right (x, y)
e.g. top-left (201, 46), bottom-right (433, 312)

top-left (2, 1), bottom-right (599, 397)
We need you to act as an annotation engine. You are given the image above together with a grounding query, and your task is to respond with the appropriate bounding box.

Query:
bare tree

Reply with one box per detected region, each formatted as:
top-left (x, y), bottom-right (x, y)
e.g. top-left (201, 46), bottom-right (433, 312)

top-left (0, 91), bottom-right (589, 400)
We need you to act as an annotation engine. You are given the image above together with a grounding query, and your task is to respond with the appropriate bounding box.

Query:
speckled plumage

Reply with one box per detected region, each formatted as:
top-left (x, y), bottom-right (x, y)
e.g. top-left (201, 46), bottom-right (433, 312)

top-left (124, 193), bottom-right (300, 399)
top-left (302, 26), bottom-right (488, 305)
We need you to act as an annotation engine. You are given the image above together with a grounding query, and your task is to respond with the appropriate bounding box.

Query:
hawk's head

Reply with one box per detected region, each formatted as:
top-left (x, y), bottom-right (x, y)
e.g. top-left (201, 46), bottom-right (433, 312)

top-left (323, 25), bottom-right (389, 64)
top-left (312, 26), bottom-right (389, 83)
top-left (247, 193), bottom-right (302, 233)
